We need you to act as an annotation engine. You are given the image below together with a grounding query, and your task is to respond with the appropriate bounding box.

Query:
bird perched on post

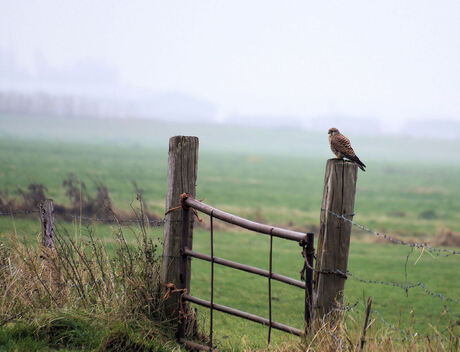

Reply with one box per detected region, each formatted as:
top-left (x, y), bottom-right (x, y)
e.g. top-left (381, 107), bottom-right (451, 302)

top-left (328, 127), bottom-right (366, 171)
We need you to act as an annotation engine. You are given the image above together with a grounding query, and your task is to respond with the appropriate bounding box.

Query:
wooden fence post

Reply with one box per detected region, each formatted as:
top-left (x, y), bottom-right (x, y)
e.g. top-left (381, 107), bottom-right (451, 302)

top-left (160, 136), bottom-right (199, 318)
top-left (313, 159), bottom-right (358, 318)
top-left (40, 199), bottom-right (55, 248)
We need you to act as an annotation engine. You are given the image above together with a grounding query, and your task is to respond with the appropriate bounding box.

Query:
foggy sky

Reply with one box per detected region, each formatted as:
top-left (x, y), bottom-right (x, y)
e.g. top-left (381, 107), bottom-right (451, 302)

top-left (1, 0), bottom-right (459, 127)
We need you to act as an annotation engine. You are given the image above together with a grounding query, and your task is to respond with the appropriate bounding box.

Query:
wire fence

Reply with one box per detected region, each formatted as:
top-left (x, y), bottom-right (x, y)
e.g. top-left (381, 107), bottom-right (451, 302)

top-left (3, 206), bottom-right (458, 256)
top-left (1, 202), bottom-right (460, 345)
top-left (316, 208), bottom-right (460, 349)
top-left (0, 209), bottom-right (40, 216)
top-left (322, 208), bottom-right (460, 256)
top-left (0, 208), bottom-right (169, 226)
top-left (68, 214), bottom-right (167, 226)
top-left (324, 298), bottom-right (454, 351)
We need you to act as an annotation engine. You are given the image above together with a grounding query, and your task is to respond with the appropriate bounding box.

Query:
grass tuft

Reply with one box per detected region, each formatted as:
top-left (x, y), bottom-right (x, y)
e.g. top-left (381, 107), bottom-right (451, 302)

top-left (0, 211), bottom-right (177, 351)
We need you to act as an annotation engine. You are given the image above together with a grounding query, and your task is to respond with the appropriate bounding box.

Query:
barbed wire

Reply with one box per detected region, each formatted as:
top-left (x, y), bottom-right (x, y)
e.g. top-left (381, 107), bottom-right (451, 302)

top-left (321, 307), bottom-right (346, 351)
top-left (370, 307), bottom-right (454, 343)
top-left (0, 204), bottom-right (187, 226)
top-left (370, 308), bottom-right (398, 331)
top-left (346, 271), bottom-right (460, 305)
top-left (309, 257), bottom-right (460, 306)
top-left (0, 208), bottom-right (189, 227)
top-left (0, 208), bottom-right (168, 226)
top-left (329, 301), bottom-right (401, 349)
top-left (0, 209), bottom-right (40, 216)
top-left (3, 207), bottom-right (459, 304)
top-left (318, 299), bottom-right (363, 351)
top-left (326, 300), bottom-right (453, 346)
top-left (68, 214), bottom-right (167, 226)
top-left (322, 208), bottom-right (460, 256)
top-left (3, 204), bottom-right (459, 345)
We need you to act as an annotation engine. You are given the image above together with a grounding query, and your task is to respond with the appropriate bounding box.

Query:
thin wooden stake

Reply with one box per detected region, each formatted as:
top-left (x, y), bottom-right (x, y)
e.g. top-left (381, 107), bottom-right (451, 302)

top-left (359, 297), bottom-right (373, 351)
top-left (40, 199), bottom-right (55, 248)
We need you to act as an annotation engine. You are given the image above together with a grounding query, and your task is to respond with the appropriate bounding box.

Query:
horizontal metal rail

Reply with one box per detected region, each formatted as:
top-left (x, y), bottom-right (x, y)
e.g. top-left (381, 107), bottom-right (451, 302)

top-left (183, 294), bottom-right (304, 337)
top-left (185, 248), bottom-right (305, 289)
top-left (184, 197), bottom-right (306, 242)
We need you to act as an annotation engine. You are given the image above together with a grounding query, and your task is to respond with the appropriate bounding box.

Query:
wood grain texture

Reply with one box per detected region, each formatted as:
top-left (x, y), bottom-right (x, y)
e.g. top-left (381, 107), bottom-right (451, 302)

top-left (313, 159), bottom-right (358, 318)
top-left (40, 199), bottom-right (55, 248)
top-left (160, 136), bottom-right (199, 318)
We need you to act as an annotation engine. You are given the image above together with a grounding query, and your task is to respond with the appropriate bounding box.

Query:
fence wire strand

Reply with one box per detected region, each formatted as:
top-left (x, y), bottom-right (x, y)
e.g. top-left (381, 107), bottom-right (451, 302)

top-left (68, 214), bottom-right (167, 226)
top-left (322, 208), bottom-right (460, 256)
top-left (0, 209), bottom-right (40, 216)
top-left (0, 207), bottom-right (171, 226)
top-left (3, 204), bottom-right (460, 337)
top-left (323, 299), bottom-right (455, 349)
top-left (346, 271), bottom-right (460, 305)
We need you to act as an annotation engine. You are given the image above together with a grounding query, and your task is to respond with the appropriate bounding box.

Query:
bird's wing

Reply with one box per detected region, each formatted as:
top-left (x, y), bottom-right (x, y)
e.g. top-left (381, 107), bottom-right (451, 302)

top-left (332, 134), bottom-right (356, 157)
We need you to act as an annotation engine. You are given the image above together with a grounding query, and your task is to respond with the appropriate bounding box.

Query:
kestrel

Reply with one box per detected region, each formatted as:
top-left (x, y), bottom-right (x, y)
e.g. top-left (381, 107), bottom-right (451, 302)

top-left (328, 127), bottom-right (366, 171)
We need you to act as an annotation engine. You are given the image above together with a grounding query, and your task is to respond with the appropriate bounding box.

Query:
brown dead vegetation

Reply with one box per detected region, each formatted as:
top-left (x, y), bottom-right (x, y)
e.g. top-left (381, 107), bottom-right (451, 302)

top-left (0, 175), bottom-right (162, 223)
top-left (370, 228), bottom-right (460, 249)
top-left (241, 310), bottom-right (459, 352)
top-left (430, 228), bottom-right (460, 248)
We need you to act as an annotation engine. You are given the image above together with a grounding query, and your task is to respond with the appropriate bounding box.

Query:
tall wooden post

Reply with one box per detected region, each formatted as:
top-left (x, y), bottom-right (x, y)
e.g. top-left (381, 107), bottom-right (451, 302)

top-left (313, 159), bottom-right (358, 318)
top-left (161, 136), bottom-right (199, 318)
top-left (40, 199), bottom-right (55, 248)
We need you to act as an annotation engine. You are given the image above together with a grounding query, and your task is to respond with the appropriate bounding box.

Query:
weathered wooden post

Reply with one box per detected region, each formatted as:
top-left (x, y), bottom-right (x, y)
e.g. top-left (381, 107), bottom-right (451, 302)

top-left (160, 136), bottom-right (199, 318)
top-left (40, 199), bottom-right (55, 248)
top-left (313, 159), bottom-right (358, 318)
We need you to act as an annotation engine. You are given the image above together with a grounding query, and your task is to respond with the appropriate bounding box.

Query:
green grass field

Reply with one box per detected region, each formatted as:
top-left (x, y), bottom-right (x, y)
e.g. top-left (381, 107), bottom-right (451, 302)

top-left (1, 115), bottom-right (460, 350)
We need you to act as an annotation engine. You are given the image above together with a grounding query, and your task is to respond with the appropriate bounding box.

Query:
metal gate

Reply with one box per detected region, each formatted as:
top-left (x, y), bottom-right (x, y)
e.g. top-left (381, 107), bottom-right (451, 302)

top-left (177, 195), bottom-right (314, 350)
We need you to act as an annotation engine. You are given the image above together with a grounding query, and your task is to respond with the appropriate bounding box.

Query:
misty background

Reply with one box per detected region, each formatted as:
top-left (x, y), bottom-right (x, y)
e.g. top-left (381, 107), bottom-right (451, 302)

top-left (1, 0), bottom-right (459, 139)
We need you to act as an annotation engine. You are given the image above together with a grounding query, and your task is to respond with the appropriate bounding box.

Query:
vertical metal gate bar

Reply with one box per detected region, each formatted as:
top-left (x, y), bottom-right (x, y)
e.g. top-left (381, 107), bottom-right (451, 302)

top-left (268, 228), bottom-right (273, 345)
top-left (209, 211), bottom-right (215, 350)
top-left (177, 195), bottom-right (315, 349)
top-left (177, 204), bottom-right (190, 341)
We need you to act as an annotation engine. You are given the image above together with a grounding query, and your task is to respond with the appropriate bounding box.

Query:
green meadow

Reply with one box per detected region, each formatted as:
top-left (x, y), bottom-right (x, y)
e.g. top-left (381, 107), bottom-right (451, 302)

top-left (1, 115), bottom-right (460, 350)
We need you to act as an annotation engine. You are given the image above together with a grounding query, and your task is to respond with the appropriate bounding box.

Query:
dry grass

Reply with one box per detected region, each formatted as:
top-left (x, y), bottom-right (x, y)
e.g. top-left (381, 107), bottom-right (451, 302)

top-left (0, 212), bottom-right (183, 350)
top-left (431, 228), bottom-right (460, 248)
top-left (0, 214), bottom-right (458, 350)
top-left (240, 312), bottom-right (459, 352)
top-left (0, 227), bottom-right (161, 318)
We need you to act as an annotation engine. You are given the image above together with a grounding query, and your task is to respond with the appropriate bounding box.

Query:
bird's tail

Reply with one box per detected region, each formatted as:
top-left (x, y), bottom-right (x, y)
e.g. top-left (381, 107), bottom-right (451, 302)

top-left (354, 156), bottom-right (366, 171)
top-left (347, 155), bottom-right (366, 171)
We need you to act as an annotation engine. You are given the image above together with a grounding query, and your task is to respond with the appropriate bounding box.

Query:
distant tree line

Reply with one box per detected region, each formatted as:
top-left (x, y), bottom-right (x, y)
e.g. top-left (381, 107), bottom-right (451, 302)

top-left (0, 91), bottom-right (136, 119)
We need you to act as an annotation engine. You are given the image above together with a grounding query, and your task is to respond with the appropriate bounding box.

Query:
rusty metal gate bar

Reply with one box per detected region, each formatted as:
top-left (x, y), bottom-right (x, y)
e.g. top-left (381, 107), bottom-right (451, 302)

top-left (185, 197), bottom-right (306, 242)
top-left (183, 294), bottom-right (304, 335)
top-left (177, 200), bottom-right (190, 341)
top-left (178, 195), bottom-right (314, 350)
top-left (268, 229), bottom-right (273, 345)
top-left (184, 249), bottom-right (306, 288)
top-left (209, 211), bottom-right (214, 350)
